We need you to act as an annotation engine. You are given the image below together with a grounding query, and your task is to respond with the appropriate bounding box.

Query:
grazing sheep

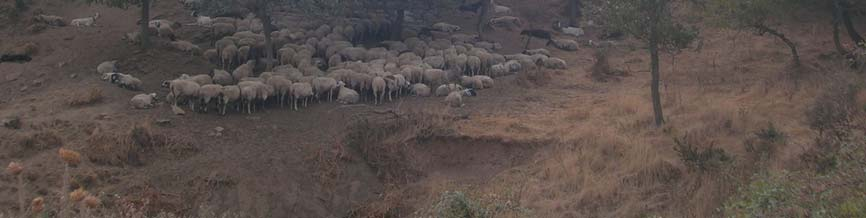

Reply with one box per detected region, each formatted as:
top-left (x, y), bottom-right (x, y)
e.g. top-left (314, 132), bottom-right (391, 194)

top-left (213, 23), bottom-right (236, 38)
top-left (336, 86), bottom-right (360, 104)
top-left (290, 82), bottom-right (314, 111)
top-left (431, 22), bottom-right (461, 32)
top-left (170, 40), bottom-right (202, 56)
top-left (237, 46), bottom-right (251, 64)
top-left (178, 74), bottom-right (214, 86)
top-left (467, 56), bottom-right (481, 76)
top-left (239, 85), bottom-right (257, 114)
top-left (311, 77), bottom-right (339, 102)
top-left (204, 49), bottom-right (219, 64)
top-left (371, 76), bottom-right (387, 104)
top-left (197, 84), bottom-right (223, 113)
top-left (166, 79), bottom-right (201, 111)
top-left (445, 89), bottom-right (477, 108)
top-left (542, 57), bottom-right (567, 69)
top-left (423, 69), bottom-right (448, 87)
top-left (423, 56), bottom-right (446, 69)
top-left (130, 93), bottom-right (158, 109)
top-left (340, 47), bottom-right (367, 61)
top-left (473, 75), bottom-right (494, 88)
top-left (232, 60), bottom-right (255, 81)
top-left (105, 73), bottom-right (142, 91)
top-left (195, 15), bottom-right (213, 27)
top-left (96, 60), bottom-right (117, 75)
top-left (70, 13), bottom-right (99, 27)
top-left (410, 83), bottom-right (431, 97)
top-left (266, 76), bottom-right (293, 107)
top-left (219, 85), bottom-right (241, 115)
top-left (547, 38), bottom-right (579, 51)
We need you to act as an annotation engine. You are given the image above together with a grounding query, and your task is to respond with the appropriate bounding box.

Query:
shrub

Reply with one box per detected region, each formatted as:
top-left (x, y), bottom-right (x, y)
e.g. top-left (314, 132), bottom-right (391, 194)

top-left (673, 134), bottom-right (731, 172)
top-left (430, 191), bottom-right (489, 218)
top-left (802, 85), bottom-right (859, 173)
top-left (68, 88), bottom-right (104, 107)
top-left (724, 172), bottom-right (797, 217)
top-left (744, 123), bottom-right (785, 161)
top-left (835, 197), bottom-right (866, 218)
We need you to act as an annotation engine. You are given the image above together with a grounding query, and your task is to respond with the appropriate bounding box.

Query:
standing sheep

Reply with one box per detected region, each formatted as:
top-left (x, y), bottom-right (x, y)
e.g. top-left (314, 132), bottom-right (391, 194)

top-left (166, 79), bottom-right (201, 112)
top-left (311, 77), bottom-right (339, 102)
top-left (198, 84), bottom-right (223, 113)
top-left (211, 69), bottom-right (233, 85)
top-left (290, 82), bottom-right (314, 111)
top-left (371, 76), bottom-right (386, 105)
top-left (232, 60), bottom-right (255, 81)
top-left (221, 44), bottom-right (239, 69)
top-left (220, 85), bottom-right (241, 115)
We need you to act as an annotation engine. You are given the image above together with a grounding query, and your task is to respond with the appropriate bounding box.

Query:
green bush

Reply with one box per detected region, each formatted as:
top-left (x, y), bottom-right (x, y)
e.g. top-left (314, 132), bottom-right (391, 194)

top-left (431, 191), bottom-right (489, 218)
top-left (724, 172), bottom-right (797, 217)
top-left (673, 134), bottom-right (732, 172)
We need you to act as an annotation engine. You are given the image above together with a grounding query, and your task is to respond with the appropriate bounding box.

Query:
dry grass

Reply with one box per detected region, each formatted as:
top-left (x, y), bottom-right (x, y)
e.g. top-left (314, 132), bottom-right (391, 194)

top-left (67, 88), bottom-right (104, 107)
top-left (84, 123), bottom-right (196, 166)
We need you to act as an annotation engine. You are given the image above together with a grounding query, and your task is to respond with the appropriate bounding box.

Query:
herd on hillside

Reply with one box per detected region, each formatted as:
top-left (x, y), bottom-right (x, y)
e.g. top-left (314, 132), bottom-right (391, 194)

top-left (33, 0), bottom-right (587, 115)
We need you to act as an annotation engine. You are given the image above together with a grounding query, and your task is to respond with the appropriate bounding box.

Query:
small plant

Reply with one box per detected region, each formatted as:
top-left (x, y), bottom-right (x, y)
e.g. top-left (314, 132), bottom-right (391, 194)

top-left (673, 134), bottom-right (731, 172)
top-left (6, 161), bottom-right (25, 216)
top-left (58, 148), bottom-right (81, 218)
top-left (430, 191), bottom-right (489, 218)
top-left (724, 172), bottom-right (797, 217)
top-left (745, 123), bottom-right (785, 161)
top-left (68, 88), bottom-right (104, 107)
top-left (835, 197), bottom-right (866, 218)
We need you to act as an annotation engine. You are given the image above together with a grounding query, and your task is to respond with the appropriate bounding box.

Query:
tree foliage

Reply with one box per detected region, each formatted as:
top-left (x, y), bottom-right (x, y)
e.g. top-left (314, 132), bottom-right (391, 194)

top-left (705, 0), bottom-right (803, 65)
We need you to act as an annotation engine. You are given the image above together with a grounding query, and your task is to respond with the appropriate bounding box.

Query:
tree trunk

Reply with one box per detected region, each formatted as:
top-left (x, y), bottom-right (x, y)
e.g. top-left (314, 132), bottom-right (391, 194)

top-left (649, 35), bottom-right (664, 127)
top-left (392, 9), bottom-right (404, 41)
top-left (833, 0), bottom-right (848, 54)
top-left (476, 0), bottom-right (491, 40)
top-left (756, 24), bottom-right (801, 66)
top-left (262, 14), bottom-right (274, 71)
top-left (840, 0), bottom-right (866, 48)
top-left (567, 0), bottom-right (581, 27)
top-left (139, 0), bottom-right (151, 49)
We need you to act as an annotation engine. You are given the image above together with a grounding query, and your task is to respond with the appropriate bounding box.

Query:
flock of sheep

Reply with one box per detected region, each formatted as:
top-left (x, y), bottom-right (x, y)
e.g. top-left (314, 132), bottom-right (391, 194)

top-left (85, 3), bottom-right (573, 115)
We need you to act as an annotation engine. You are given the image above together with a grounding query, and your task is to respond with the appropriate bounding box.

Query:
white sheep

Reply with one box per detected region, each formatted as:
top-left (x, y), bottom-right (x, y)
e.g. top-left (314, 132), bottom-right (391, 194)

top-left (197, 84), bottom-right (223, 113)
top-left (432, 22), bottom-right (461, 32)
top-left (311, 77), bottom-right (339, 102)
top-left (488, 16), bottom-right (522, 30)
top-left (467, 56), bottom-right (482, 76)
top-left (445, 89), bottom-right (477, 108)
top-left (542, 57), bottom-right (567, 69)
top-left (340, 47), bottom-right (367, 61)
top-left (212, 23), bottom-right (236, 38)
top-left (237, 46), bottom-right (251, 64)
top-left (290, 82), bottom-right (313, 111)
top-left (473, 75), bottom-right (494, 88)
top-left (523, 48), bottom-right (551, 56)
top-left (195, 15), bottom-right (213, 27)
top-left (129, 93), bottom-right (158, 109)
top-left (239, 85), bottom-right (257, 114)
top-left (423, 56), bottom-right (446, 69)
top-left (70, 13), bottom-right (99, 27)
top-left (493, 5), bottom-right (512, 15)
top-left (435, 84), bottom-right (463, 97)
top-left (232, 60), bottom-right (255, 81)
top-left (371, 76), bottom-right (387, 104)
top-left (34, 14), bottom-right (66, 26)
top-left (336, 86), bottom-right (360, 104)
top-left (562, 27), bottom-right (584, 37)
top-left (460, 76), bottom-right (484, 89)
top-left (221, 44), bottom-right (238, 69)
top-left (220, 85), bottom-right (241, 115)
top-left (410, 83), bottom-right (431, 97)
top-left (96, 60), bottom-right (117, 75)
top-left (422, 69), bottom-right (448, 88)
top-left (204, 49), bottom-right (219, 64)
top-left (166, 79), bottom-right (201, 111)
top-left (267, 76), bottom-right (293, 107)
top-left (170, 40), bottom-right (201, 56)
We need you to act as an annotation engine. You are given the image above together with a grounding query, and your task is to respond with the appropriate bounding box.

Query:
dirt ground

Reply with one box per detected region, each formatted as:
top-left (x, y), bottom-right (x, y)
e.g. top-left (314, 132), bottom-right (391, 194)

top-left (0, 0), bottom-right (864, 217)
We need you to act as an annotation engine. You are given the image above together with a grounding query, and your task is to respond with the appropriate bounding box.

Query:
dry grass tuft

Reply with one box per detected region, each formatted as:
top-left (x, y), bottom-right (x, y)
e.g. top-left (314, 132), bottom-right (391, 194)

top-left (84, 123), bottom-right (196, 166)
top-left (515, 68), bottom-right (552, 88)
top-left (67, 88), bottom-right (104, 107)
top-left (589, 49), bottom-right (629, 82)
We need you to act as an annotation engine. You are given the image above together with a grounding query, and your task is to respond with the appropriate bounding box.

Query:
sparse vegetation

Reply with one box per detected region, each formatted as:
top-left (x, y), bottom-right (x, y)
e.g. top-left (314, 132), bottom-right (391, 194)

top-left (744, 123), bottom-right (785, 161)
top-left (724, 172), bottom-right (797, 217)
top-left (673, 134), bottom-right (731, 172)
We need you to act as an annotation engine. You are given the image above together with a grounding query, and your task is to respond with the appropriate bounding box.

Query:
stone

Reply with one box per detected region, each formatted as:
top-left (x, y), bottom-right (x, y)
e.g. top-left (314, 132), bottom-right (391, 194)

top-left (171, 105), bottom-right (186, 115)
top-left (2, 116), bottom-right (21, 129)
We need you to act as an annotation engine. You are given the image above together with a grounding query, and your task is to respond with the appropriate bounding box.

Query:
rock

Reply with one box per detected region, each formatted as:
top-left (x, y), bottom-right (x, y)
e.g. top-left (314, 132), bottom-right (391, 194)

top-left (69, 74), bottom-right (77, 79)
top-left (5, 72), bottom-right (21, 82)
top-left (214, 126), bottom-right (224, 132)
top-left (171, 105), bottom-right (186, 115)
top-left (2, 116), bottom-right (21, 129)
top-left (19, 86), bottom-right (28, 92)
top-left (31, 79), bottom-right (43, 87)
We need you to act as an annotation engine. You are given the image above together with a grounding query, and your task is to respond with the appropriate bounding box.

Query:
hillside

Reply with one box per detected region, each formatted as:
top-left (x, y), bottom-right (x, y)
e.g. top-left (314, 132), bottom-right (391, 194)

top-left (1, 0), bottom-right (865, 217)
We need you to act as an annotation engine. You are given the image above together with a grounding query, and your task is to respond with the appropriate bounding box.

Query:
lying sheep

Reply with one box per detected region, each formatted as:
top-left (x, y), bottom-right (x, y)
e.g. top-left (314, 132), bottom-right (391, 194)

top-left (411, 83), bottom-right (431, 97)
top-left (474, 75), bottom-right (494, 88)
top-left (435, 84), bottom-right (463, 97)
top-left (104, 72), bottom-right (142, 91)
top-left (461, 76), bottom-right (484, 89)
top-left (493, 5), bottom-right (512, 15)
top-left (337, 86), bottom-right (360, 104)
top-left (220, 85), bottom-right (241, 115)
top-left (198, 84), bottom-right (223, 113)
top-left (445, 89), bottom-right (477, 108)
top-left (97, 60), bottom-right (117, 75)
top-left (523, 48), bottom-right (551, 56)
top-left (170, 40), bottom-right (202, 56)
top-left (547, 38), bottom-right (579, 51)
top-left (542, 57), bottom-right (567, 69)
top-left (432, 22), bottom-right (461, 32)
top-left (34, 14), bottom-right (66, 26)
top-left (70, 13), bottom-right (99, 27)
top-left (130, 93), bottom-right (158, 109)
top-left (488, 16), bottom-right (522, 30)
